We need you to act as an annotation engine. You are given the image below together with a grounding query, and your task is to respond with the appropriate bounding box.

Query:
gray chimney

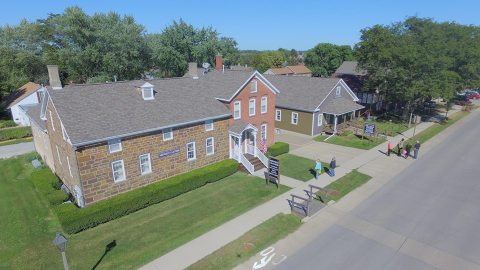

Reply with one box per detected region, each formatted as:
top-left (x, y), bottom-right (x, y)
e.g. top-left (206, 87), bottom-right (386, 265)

top-left (187, 62), bottom-right (198, 79)
top-left (47, 65), bottom-right (62, 89)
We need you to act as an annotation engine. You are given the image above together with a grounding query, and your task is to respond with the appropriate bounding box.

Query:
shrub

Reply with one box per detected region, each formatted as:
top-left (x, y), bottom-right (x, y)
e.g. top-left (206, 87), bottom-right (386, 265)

top-left (31, 169), bottom-right (69, 206)
top-left (54, 159), bottom-right (239, 234)
top-left (266, 142), bottom-right (289, 157)
top-left (0, 126), bottom-right (32, 141)
top-left (0, 120), bottom-right (16, 128)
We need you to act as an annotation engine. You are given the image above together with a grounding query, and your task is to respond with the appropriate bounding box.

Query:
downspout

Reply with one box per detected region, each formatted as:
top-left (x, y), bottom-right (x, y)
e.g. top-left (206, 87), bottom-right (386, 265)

top-left (73, 147), bottom-right (86, 208)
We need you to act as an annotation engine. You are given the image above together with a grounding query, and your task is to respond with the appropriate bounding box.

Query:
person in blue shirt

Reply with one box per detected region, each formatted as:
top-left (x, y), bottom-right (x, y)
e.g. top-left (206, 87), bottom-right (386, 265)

top-left (315, 159), bottom-right (321, 179)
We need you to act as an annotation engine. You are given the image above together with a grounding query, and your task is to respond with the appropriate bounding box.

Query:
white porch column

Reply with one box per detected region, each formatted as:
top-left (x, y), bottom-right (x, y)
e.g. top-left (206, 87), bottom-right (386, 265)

top-left (252, 130), bottom-right (257, 156)
top-left (228, 135), bottom-right (232, 159)
top-left (334, 115), bottom-right (338, 134)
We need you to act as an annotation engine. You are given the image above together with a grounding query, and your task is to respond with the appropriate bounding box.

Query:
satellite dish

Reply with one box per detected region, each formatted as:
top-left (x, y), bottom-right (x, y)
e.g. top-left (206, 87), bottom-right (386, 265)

top-left (202, 63), bottom-right (210, 69)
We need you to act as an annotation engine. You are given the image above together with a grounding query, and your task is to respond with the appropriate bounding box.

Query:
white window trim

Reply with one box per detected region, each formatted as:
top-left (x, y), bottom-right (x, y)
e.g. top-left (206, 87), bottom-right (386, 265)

top-left (251, 80), bottom-right (257, 93)
top-left (206, 137), bottom-right (215, 155)
top-left (205, 120), bottom-right (214, 131)
top-left (186, 142), bottom-right (196, 161)
top-left (261, 124), bottom-right (267, 141)
top-left (163, 128), bottom-right (173, 141)
top-left (233, 101), bottom-right (241, 120)
top-left (336, 86), bottom-right (341, 96)
top-left (142, 87), bottom-right (154, 100)
top-left (261, 96), bottom-right (267, 114)
top-left (139, 153), bottom-right (152, 175)
top-left (67, 156), bottom-right (73, 177)
top-left (275, 109), bottom-right (281, 121)
top-left (249, 98), bottom-right (256, 117)
top-left (111, 160), bottom-right (126, 182)
top-left (56, 145), bottom-right (62, 165)
top-left (61, 122), bottom-right (67, 141)
top-left (317, 114), bottom-right (323, 126)
top-left (49, 111), bottom-right (55, 131)
top-left (108, 139), bottom-right (122, 153)
top-left (291, 112), bottom-right (299, 125)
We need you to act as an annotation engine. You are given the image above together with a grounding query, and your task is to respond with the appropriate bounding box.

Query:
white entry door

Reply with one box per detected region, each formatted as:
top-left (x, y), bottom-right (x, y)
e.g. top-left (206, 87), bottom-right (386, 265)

top-left (233, 137), bottom-right (240, 160)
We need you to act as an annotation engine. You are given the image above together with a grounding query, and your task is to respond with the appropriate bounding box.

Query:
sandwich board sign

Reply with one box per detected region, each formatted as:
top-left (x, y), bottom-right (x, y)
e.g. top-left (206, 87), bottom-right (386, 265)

top-left (268, 157), bottom-right (280, 188)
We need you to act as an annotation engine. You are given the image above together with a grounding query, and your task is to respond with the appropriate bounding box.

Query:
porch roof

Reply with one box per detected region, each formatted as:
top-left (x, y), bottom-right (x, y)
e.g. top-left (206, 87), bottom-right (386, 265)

top-left (322, 96), bottom-right (364, 115)
top-left (229, 120), bottom-right (257, 136)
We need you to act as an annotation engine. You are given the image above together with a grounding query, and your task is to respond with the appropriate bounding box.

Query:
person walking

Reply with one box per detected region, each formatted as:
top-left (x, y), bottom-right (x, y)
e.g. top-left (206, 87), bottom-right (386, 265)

top-left (405, 143), bottom-right (412, 159)
top-left (329, 157), bottom-right (336, 177)
top-left (414, 140), bottom-right (421, 159)
top-left (314, 159), bottom-right (321, 180)
top-left (387, 141), bottom-right (393, 156)
top-left (397, 138), bottom-right (405, 156)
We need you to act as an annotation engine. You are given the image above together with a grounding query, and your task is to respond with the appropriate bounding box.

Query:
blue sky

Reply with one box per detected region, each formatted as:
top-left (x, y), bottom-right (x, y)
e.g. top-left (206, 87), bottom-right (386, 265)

top-left (1, 0), bottom-right (479, 50)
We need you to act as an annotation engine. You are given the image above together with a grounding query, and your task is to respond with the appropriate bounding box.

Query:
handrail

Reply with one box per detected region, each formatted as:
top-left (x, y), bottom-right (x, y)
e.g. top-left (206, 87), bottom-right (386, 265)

top-left (255, 147), bottom-right (268, 167)
top-left (240, 154), bottom-right (254, 174)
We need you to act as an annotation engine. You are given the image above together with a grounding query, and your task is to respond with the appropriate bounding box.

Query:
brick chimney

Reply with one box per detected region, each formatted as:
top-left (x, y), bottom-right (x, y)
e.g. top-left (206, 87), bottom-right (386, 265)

top-left (215, 54), bottom-right (223, 71)
top-left (47, 65), bottom-right (62, 89)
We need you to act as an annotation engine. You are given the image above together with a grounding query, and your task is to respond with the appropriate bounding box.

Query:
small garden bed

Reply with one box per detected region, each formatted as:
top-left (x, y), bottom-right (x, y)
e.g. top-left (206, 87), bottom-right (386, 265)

top-left (315, 131), bottom-right (385, 150)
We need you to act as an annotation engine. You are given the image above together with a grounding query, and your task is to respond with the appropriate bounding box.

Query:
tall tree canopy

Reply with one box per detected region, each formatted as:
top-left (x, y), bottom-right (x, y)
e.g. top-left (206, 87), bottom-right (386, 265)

top-left (355, 17), bottom-right (480, 110)
top-left (304, 43), bottom-right (354, 77)
top-left (146, 19), bottom-right (240, 77)
top-left (249, 51), bottom-right (286, 73)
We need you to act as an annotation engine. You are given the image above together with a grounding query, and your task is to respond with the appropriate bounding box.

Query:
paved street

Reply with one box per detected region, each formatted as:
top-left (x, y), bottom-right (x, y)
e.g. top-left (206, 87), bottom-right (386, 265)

top-left (0, 142), bottom-right (35, 159)
top-left (267, 110), bottom-right (480, 269)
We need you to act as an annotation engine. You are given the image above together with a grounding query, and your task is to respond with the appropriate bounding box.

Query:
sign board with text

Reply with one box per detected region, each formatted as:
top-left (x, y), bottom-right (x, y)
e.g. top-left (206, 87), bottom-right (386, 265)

top-left (159, 149), bottom-right (180, 158)
top-left (268, 157), bottom-right (280, 188)
top-left (364, 123), bottom-right (376, 135)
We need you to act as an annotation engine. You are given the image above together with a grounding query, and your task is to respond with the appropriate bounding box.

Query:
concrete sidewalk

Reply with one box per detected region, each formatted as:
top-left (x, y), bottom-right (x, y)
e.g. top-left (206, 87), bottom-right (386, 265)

top-left (0, 142), bottom-right (35, 159)
top-left (140, 112), bottom-right (463, 270)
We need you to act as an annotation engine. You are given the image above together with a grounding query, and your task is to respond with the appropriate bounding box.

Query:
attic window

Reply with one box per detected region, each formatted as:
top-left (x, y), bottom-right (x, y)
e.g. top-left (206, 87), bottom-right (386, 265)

top-left (336, 86), bottom-right (341, 97)
top-left (141, 82), bottom-right (154, 100)
top-left (251, 80), bottom-right (257, 93)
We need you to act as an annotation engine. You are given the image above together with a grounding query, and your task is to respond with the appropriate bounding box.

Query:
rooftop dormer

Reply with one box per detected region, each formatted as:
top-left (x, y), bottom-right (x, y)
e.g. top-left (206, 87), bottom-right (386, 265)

top-left (141, 82), bottom-right (154, 100)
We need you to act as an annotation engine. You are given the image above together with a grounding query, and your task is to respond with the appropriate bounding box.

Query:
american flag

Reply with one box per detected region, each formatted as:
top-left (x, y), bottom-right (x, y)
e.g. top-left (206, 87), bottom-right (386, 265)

top-left (261, 138), bottom-right (267, 154)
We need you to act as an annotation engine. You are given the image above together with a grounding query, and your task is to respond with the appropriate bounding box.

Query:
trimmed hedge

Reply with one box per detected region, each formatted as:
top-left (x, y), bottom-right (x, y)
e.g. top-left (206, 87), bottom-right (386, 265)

top-left (0, 120), bottom-right (16, 128)
top-left (31, 169), bottom-right (69, 206)
top-left (267, 142), bottom-right (289, 157)
top-left (54, 159), bottom-right (238, 234)
top-left (0, 126), bottom-right (32, 141)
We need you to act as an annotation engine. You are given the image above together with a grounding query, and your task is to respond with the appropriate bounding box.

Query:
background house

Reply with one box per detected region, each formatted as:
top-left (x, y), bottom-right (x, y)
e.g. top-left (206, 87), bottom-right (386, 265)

top-left (5, 82), bottom-right (45, 126)
top-left (333, 61), bottom-right (384, 115)
top-left (264, 64), bottom-right (312, 77)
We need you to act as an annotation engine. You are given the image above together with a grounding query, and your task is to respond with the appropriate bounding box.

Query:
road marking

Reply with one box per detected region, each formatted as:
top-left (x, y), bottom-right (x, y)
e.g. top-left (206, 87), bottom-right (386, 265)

top-left (252, 247), bottom-right (287, 269)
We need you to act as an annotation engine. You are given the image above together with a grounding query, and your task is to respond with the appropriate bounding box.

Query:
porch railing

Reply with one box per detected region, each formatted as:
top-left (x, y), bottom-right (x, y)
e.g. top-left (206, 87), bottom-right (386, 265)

top-left (255, 147), bottom-right (268, 168)
top-left (240, 154), bottom-right (254, 174)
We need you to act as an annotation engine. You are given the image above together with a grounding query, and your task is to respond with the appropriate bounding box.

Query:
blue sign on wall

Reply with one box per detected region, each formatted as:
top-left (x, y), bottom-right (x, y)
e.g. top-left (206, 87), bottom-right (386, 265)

top-left (159, 149), bottom-right (180, 158)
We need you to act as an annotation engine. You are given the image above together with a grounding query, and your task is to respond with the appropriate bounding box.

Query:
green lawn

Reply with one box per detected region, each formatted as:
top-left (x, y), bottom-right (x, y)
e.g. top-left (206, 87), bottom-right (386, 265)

top-left (276, 153), bottom-right (330, 181)
top-left (0, 155), bottom-right (289, 270)
top-left (316, 170), bottom-right (372, 202)
top-left (410, 111), bottom-right (469, 144)
top-left (315, 131), bottom-right (386, 150)
top-left (353, 118), bottom-right (409, 137)
top-left (187, 213), bottom-right (301, 270)
top-left (0, 137), bottom-right (33, 146)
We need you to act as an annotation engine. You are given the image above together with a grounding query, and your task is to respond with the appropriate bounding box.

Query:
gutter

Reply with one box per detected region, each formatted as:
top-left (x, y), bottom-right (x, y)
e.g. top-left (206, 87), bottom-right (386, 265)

top-left (72, 113), bottom-right (232, 148)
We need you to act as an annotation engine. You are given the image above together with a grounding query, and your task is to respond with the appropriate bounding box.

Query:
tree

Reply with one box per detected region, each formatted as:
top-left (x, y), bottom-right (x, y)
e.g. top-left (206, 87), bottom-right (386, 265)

top-left (304, 43), bottom-right (353, 77)
top-left (289, 49), bottom-right (299, 65)
top-left (250, 51), bottom-right (286, 73)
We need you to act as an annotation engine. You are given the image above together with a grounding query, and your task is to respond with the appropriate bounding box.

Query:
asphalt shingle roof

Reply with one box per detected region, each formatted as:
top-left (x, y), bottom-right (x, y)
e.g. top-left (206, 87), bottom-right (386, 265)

top-left (321, 96), bottom-right (364, 115)
top-left (48, 71), bottom-right (257, 146)
top-left (23, 104), bottom-right (46, 130)
top-left (264, 75), bottom-right (341, 112)
top-left (6, 82), bottom-right (42, 109)
top-left (334, 61), bottom-right (367, 76)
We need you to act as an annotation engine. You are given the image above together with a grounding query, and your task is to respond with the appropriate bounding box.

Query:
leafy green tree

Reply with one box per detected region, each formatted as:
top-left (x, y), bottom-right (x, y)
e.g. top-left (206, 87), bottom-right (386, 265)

top-left (305, 43), bottom-right (353, 77)
top-left (250, 51), bottom-right (286, 73)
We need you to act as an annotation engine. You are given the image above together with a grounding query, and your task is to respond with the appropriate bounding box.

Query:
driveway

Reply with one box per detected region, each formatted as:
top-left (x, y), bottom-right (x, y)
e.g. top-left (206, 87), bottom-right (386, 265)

top-left (0, 142), bottom-right (35, 159)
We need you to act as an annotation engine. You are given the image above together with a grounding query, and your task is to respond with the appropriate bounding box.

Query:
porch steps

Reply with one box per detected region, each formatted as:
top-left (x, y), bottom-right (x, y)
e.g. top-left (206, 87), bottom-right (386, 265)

top-left (239, 154), bottom-right (265, 173)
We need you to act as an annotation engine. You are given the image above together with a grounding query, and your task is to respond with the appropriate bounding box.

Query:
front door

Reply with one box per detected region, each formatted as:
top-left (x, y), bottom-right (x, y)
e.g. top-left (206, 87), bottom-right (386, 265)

top-left (244, 130), bottom-right (255, 155)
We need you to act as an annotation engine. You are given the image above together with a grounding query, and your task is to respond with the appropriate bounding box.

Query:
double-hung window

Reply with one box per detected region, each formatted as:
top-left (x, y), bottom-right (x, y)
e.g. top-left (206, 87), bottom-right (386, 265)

top-left (275, 109), bottom-right (281, 121)
top-left (112, 160), bottom-right (126, 182)
top-left (261, 96), bottom-right (267, 114)
top-left (249, 98), bottom-right (256, 116)
top-left (233, 101), bottom-right (241, 120)
top-left (206, 137), bottom-right (214, 155)
top-left (163, 128), bottom-right (173, 141)
top-left (205, 120), bottom-right (214, 131)
top-left (108, 139), bottom-right (122, 153)
top-left (186, 142), bottom-right (196, 161)
top-left (291, 112), bottom-right (299, 125)
top-left (336, 86), bottom-right (341, 96)
top-left (261, 124), bottom-right (267, 142)
top-left (139, 153), bottom-right (152, 175)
